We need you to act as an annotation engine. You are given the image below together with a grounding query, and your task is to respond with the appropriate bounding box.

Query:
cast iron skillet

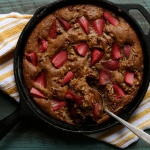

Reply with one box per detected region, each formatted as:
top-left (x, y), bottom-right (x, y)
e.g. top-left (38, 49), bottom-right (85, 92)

top-left (0, 0), bottom-right (150, 140)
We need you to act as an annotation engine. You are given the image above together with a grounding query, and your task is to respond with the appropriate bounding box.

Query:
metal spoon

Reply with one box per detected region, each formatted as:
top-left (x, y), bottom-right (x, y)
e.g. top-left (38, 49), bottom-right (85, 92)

top-left (99, 93), bottom-right (150, 145)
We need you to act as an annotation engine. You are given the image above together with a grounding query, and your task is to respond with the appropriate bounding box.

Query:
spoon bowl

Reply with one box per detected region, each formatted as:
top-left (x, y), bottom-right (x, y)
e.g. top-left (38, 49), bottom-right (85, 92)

top-left (98, 92), bottom-right (150, 145)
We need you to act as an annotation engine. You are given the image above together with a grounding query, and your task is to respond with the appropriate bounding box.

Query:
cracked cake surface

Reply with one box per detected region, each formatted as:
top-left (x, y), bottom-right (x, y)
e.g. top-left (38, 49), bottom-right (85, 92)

top-left (23, 4), bottom-right (144, 125)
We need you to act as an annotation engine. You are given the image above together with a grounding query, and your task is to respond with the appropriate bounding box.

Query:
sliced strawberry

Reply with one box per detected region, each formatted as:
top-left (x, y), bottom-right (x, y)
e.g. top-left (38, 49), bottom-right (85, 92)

top-left (65, 91), bottom-right (75, 99)
top-left (38, 38), bottom-right (48, 53)
top-left (104, 11), bottom-right (119, 26)
top-left (78, 16), bottom-right (89, 34)
top-left (25, 52), bottom-right (37, 66)
top-left (35, 70), bottom-right (46, 88)
top-left (49, 19), bottom-right (57, 39)
top-left (51, 50), bottom-right (68, 69)
top-left (93, 103), bottom-right (99, 118)
top-left (65, 91), bottom-right (82, 105)
top-left (92, 19), bottom-right (105, 36)
top-left (61, 71), bottom-right (74, 86)
top-left (30, 88), bottom-right (46, 98)
top-left (111, 42), bottom-right (121, 59)
top-left (124, 71), bottom-right (134, 86)
top-left (113, 84), bottom-right (125, 98)
top-left (90, 49), bottom-right (104, 67)
top-left (51, 99), bottom-right (66, 111)
top-left (123, 45), bottom-right (131, 58)
top-left (101, 60), bottom-right (119, 71)
top-left (57, 17), bottom-right (71, 31)
top-left (75, 43), bottom-right (88, 56)
top-left (99, 69), bottom-right (111, 85)
top-left (73, 94), bottom-right (82, 105)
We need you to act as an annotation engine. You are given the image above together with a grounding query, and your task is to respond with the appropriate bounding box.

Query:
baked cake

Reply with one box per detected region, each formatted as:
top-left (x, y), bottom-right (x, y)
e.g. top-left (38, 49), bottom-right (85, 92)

top-left (23, 4), bottom-right (144, 125)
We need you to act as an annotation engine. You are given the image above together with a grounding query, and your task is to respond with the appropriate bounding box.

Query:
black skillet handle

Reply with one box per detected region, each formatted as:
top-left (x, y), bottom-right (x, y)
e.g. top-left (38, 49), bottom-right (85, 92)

top-left (117, 4), bottom-right (150, 46)
top-left (0, 107), bottom-right (21, 140)
top-left (0, 90), bottom-right (22, 140)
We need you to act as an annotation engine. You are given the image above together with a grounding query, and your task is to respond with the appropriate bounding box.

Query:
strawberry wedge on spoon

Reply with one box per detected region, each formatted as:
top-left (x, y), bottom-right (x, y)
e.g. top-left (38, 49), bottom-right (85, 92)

top-left (93, 103), bottom-right (100, 119)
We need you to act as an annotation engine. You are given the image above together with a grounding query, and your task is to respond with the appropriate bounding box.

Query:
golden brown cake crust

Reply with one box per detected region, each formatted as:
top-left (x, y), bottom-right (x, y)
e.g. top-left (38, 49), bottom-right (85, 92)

top-left (23, 4), bottom-right (143, 125)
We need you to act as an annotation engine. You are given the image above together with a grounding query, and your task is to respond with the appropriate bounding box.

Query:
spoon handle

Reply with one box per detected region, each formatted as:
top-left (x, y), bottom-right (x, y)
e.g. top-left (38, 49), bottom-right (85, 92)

top-left (105, 109), bottom-right (150, 145)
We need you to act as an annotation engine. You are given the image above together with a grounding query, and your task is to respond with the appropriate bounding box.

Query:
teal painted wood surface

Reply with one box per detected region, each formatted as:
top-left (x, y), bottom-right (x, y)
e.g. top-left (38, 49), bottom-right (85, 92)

top-left (0, 0), bottom-right (150, 149)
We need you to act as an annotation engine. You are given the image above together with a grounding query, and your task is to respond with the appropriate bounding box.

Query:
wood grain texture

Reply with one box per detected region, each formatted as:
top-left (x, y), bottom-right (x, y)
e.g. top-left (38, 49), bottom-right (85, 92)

top-left (0, 0), bottom-right (150, 149)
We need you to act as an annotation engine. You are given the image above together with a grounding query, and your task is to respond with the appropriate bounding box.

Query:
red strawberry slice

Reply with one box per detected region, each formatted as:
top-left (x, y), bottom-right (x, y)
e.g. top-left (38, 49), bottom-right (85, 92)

top-left (101, 60), bottom-right (119, 71)
top-left (38, 39), bottom-right (48, 53)
top-left (93, 103), bottom-right (99, 118)
top-left (104, 11), bottom-right (119, 26)
top-left (35, 70), bottom-right (46, 88)
top-left (92, 19), bottom-right (105, 36)
top-left (90, 49), bottom-right (104, 67)
top-left (25, 52), bottom-right (37, 66)
top-left (51, 50), bottom-right (68, 69)
top-left (75, 43), bottom-right (88, 56)
top-left (124, 71), bottom-right (134, 86)
top-left (111, 42), bottom-right (121, 59)
top-left (73, 94), bottom-right (82, 105)
top-left (113, 84), bottom-right (125, 98)
top-left (78, 16), bottom-right (89, 34)
top-left (51, 99), bottom-right (66, 111)
top-left (123, 45), bottom-right (131, 58)
top-left (49, 19), bottom-right (57, 39)
top-left (61, 71), bottom-right (74, 86)
top-left (99, 69), bottom-right (111, 85)
top-left (65, 91), bottom-right (82, 105)
top-left (30, 88), bottom-right (46, 98)
top-left (57, 17), bottom-right (71, 31)
top-left (65, 91), bottom-right (75, 99)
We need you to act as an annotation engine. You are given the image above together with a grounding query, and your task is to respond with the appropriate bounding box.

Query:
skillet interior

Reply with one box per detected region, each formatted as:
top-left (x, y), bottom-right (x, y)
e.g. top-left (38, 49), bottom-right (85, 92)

top-left (14, 0), bottom-right (150, 133)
